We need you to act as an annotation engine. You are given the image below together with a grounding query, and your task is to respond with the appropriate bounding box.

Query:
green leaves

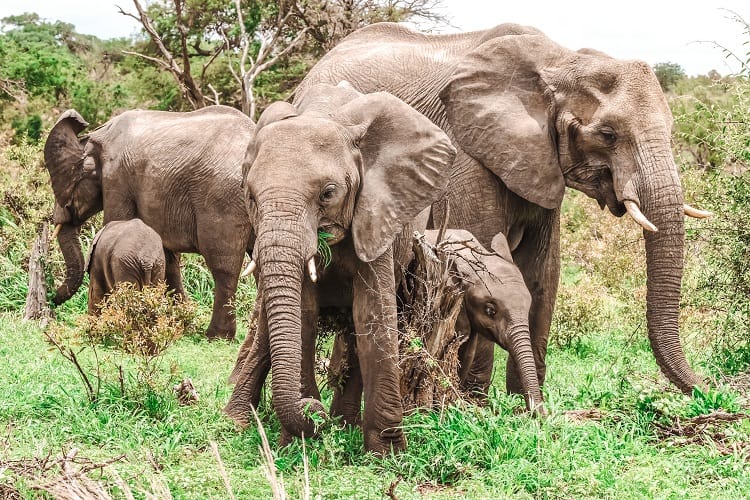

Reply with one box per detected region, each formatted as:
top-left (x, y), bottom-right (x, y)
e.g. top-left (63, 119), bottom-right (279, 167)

top-left (317, 230), bottom-right (334, 268)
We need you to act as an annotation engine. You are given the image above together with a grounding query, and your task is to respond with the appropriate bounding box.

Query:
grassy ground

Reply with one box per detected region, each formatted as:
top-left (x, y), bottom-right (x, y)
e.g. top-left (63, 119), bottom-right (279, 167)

top-left (1, 295), bottom-right (748, 498)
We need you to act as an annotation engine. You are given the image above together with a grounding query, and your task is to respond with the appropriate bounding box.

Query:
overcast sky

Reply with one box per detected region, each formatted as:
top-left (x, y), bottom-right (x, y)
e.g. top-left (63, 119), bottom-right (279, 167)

top-left (1, 1), bottom-right (747, 76)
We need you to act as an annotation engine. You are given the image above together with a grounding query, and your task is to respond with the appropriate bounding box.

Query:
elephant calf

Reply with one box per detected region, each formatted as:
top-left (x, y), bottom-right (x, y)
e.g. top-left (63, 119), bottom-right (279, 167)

top-left (331, 228), bottom-right (544, 418)
top-left (427, 229), bottom-right (543, 411)
top-left (87, 219), bottom-right (166, 315)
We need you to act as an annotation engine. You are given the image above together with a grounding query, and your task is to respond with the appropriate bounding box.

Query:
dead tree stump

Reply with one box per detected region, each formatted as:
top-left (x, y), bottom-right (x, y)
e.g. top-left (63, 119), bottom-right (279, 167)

top-left (24, 223), bottom-right (52, 323)
top-left (398, 232), bottom-right (468, 411)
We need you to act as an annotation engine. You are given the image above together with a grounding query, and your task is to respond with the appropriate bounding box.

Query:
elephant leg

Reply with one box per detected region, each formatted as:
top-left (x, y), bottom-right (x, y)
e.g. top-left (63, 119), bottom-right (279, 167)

top-left (353, 249), bottom-right (405, 455)
top-left (507, 210), bottom-right (560, 395)
top-left (87, 271), bottom-right (107, 316)
top-left (164, 249), bottom-right (185, 297)
top-left (329, 332), bottom-right (363, 427)
top-left (228, 277), bottom-right (262, 385)
top-left (458, 333), bottom-right (495, 403)
top-left (224, 296), bottom-right (271, 426)
top-left (300, 281), bottom-right (321, 401)
top-left (206, 266), bottom-right (240, 340)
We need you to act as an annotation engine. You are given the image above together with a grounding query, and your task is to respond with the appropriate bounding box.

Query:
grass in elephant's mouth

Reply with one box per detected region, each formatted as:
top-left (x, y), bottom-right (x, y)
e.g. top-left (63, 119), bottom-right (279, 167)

top-left (317, 230), bottom-right (334, 267)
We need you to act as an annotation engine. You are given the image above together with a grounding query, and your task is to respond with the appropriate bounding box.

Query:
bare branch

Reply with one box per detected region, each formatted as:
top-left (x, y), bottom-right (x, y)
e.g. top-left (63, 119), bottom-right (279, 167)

top-left (207, 83), bottom-right (221, 105)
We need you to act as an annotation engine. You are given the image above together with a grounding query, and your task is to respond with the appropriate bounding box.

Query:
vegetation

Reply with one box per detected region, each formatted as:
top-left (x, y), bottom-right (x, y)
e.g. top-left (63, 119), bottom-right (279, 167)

top-left (1, 5), bottom-right (750, 499)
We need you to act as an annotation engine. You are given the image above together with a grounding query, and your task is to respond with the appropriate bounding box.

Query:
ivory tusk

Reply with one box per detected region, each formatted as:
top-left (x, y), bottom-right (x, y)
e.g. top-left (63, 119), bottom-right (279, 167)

top-left (51, 224), bottom-right (62, 240)
top-left (240, 259), bottom-right (256, 277)
top-left (308, 258), bottom-right (317, 283)
top-left (624, 200), bottom-right (658, 232)
top-left (683, 203), bottom-right (712, 219)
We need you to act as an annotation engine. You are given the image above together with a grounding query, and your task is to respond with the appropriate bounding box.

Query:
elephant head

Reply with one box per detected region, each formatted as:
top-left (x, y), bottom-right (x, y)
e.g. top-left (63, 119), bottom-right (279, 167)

top-left (43, 110), bottom-right (103, 304)
top-left (440, 32), bottom-right (709, 393)
top-left (235, 82), bottom-right (455, 437)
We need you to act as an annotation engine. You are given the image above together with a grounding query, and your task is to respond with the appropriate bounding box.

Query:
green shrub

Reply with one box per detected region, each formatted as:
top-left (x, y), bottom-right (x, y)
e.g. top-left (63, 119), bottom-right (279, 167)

top-left (46, 282), bottom-right (198, 404)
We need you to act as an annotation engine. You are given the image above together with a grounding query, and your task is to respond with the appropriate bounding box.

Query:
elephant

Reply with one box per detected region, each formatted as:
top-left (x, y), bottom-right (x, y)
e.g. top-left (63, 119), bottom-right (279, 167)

top-left (329, 227), bottom-right (544, 418)
top-left (86, 218), bottom-right (165, 315)
top-left (224, 82), bottom-right (456, 455)
top-left (293, 22), bottom-right (712, 397)
top-left (429, 229), bottom-right (542, 410)
top-left (43, 105), bottom-right (256, 339)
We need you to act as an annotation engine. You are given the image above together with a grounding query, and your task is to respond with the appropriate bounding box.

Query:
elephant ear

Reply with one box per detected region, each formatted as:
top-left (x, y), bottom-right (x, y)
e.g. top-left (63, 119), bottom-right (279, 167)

top-left (336, 92), bottom-right (457, 262)
top-left (43, 109), bottom-right (89, 205)
top-left (490, 232), bottom-right (514, 263)
top-left (440, 34), bottom-right (566, 209)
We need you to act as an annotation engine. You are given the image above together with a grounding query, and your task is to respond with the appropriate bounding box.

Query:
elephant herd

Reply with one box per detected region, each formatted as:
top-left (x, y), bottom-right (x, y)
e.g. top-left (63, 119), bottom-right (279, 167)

top-left (43, 22), bottom-right (712, 456)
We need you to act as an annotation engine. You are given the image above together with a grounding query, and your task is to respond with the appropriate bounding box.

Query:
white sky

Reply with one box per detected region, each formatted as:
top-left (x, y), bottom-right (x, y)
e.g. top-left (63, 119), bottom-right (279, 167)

top-left (0, 1), bottom-right (747, 76)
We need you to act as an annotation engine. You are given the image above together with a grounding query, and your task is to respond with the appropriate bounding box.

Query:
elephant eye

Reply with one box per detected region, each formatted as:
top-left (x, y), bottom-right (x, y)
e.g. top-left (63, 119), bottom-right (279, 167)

top-left (320, 184), bottom-right (336, 203)
top-left (599, 128), bottom-right (617, 144)
top-left (484, 303), bottom-right (496, 317)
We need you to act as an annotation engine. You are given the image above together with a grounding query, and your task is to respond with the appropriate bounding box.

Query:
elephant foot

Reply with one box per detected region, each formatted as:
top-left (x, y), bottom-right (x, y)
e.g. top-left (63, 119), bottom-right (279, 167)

top-left (364, 427), bottom-right (406, 456)
top-left (279, 426), bottom-right (294, 447)
top-left (223, 403), bottom-right (251, 429)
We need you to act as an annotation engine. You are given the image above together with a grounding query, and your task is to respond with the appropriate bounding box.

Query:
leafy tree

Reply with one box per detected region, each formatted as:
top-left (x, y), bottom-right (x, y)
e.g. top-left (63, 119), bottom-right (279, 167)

top-left (120, 0), bottom-right (447, 116)
top-left (653, 62), bottom-right (686, 92)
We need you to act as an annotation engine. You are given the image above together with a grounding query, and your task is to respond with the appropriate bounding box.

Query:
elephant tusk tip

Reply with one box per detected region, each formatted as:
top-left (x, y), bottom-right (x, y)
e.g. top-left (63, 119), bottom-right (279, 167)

top-left (308, 258), bottom-right (317, 283)
top-left (684, 204), bottom-right (712, 219)
top-left (50, 224), bottom-right (63, 240)
top-left (240, 259), bottom-right (256, 277)
top-left (624, 200), bottom-right (659, 232)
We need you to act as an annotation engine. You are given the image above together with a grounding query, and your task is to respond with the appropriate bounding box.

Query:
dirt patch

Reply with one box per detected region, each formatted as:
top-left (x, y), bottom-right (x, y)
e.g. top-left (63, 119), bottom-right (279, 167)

top-left (654, 411), bottom-right (750, 457)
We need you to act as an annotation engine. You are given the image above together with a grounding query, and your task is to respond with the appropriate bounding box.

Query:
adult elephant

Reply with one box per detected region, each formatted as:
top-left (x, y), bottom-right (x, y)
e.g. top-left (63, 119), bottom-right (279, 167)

top-left (43, 106), bottom-right (255, 339)
top-left (225, 82), bottom-right (456, 455)
top-left (294, 23), bottom-right (711, 395)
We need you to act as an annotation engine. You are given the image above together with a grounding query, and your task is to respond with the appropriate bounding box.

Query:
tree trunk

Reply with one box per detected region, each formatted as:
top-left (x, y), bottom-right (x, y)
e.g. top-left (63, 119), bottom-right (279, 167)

top-left (24, 223), bottom-right (52, 323)
top-left (399, 233), bottom-right (467, 411)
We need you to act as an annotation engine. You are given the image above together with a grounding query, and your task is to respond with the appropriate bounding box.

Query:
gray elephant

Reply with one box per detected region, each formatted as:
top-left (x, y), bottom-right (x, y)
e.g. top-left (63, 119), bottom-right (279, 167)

top-left (430, 229), bottom-right (542, 409)
top-left (331, 228), bottom-right (544, 420)
top-left (86, 218), bottom-right (165, 315)
top-left (224, 82), bottom-right (456, 455)
top-left (294, 22), bottom-right (712, 396)
top-left (43, 106), bottom-right (255, 339)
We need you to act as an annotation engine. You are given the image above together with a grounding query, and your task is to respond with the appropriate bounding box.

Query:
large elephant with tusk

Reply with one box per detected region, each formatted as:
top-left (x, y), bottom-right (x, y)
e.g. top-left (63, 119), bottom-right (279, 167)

top-left (43, 106), bottom-right (256, 340)
top-left (294, 22), bottom-right (712, 397)
top-left (225, 82), bottom-right (456, 455)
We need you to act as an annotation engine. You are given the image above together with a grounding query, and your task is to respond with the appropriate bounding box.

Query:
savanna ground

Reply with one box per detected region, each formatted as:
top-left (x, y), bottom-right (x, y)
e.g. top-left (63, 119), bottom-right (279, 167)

top-left (3, 11), bottom-right (750, 500)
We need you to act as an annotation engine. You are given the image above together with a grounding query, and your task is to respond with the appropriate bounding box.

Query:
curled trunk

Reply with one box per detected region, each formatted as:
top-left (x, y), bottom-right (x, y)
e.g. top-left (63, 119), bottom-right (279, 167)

top-left (53, 224), bottom-right (85, 304)
top-left (637, 138), bottom-right (703, 393)
top-left (505, 320), bottom-right (544, 413)
top-left (257, 223), bottom-right (325, 437)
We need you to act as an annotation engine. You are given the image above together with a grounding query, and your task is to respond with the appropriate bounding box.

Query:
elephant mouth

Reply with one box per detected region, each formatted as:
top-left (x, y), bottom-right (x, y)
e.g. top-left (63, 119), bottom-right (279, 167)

top-left (319, 222), bottom-right (347, 246)
top-left (564, 164), bottom-right (625, 217)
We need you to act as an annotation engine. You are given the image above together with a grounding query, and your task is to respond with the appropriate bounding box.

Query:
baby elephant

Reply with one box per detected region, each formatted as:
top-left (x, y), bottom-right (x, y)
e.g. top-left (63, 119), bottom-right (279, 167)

top-left (87, 219), bottom-right (166, 315)
top-left (424, 229), bottom-right (543, 412)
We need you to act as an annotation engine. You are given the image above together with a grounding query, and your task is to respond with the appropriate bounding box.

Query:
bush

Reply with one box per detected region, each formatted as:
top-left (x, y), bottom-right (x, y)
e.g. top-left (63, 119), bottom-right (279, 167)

top-left (46, 282), bottom-right (199, 404)
top-left (653, 62), bottom-right (686, 92)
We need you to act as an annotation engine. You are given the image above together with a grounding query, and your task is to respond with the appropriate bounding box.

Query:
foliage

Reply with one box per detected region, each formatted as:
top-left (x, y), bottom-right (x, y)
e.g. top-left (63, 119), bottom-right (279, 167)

top-left (4, 314), bottom-right (750, 498)
top-left (46, 282), bottom-right (198, 404)
top-left (85, 282), bottom-right (198, 357)
top-left (317, 230), bottom-right (333, 267)
top-left (653, 61), bottom-right (686, 91)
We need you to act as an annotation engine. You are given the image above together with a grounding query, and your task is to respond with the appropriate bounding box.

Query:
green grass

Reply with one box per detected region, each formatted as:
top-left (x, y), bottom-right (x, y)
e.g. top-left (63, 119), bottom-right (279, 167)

top-left (2, 310), bottom-right (749, 499)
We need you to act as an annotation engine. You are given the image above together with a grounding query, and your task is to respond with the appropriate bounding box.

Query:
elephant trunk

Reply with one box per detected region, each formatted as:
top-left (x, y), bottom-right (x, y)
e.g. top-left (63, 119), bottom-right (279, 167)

top-left (53, 223), bottom-right (85, 304)
top-left (256, 214), bottom-right (325, 437)
top-left (636, 136), bottom-right (703, 394)
top-left (505, 319), bottom-right (544, 414)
